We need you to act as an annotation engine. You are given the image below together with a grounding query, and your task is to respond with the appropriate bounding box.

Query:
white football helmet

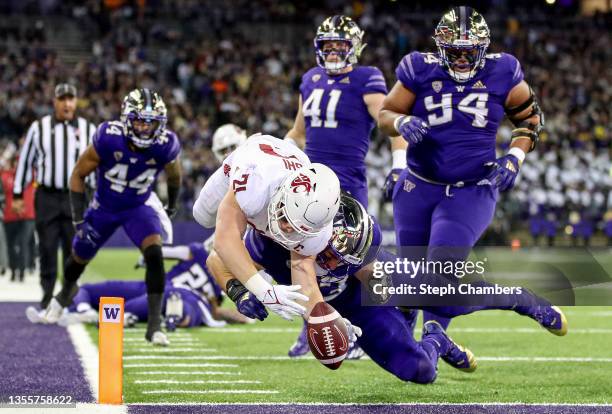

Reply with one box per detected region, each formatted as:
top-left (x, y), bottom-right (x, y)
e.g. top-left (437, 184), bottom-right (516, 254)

top-left (211, 124), bottom-right (247, 162)
top-left (268, 163), bottom-right (341, 249)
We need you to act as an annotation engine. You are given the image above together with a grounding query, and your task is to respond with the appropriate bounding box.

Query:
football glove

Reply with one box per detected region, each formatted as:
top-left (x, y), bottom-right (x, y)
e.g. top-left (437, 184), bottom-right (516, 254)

top-left (257, 284), bottom-right (308, 321)
top-left (395, 115), bottom-right (430, 145)
top-left (382, 168), bottom-right (402, 202)
top-left (343, 317), bottom-right (362, 343)
top-left (485, 154), bottom-right (520, 192)
top-left (226, 278), bottom-right (268, 321)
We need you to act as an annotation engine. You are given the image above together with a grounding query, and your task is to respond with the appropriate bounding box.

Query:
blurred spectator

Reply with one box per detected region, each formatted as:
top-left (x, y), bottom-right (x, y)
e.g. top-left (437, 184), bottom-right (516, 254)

top-left (1, 155), bottom-right (36, 282)
top-left (0, 2), bottom-right (609, 244)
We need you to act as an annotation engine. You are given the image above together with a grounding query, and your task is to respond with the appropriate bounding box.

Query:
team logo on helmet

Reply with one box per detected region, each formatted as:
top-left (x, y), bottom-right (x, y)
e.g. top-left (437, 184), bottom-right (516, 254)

top-left (314, 15), bottom-right (366, 73)
top-left (433, 6), bottom-right (490, 83)
top-left (120, 88), bottom-right (168, 149)
top-left (290, 173), bottom-right (312, 194)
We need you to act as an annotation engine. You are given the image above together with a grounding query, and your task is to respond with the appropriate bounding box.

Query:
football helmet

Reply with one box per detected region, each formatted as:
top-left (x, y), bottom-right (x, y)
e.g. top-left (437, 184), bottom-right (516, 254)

top-left (316, 193), bottom-right (375, 271)
top-left (268, 163), bottom-right (340, 249)
top-left (434, 6), bottom-right (490, 82)
top-left (211, 124), bottom-right (247, 162)
top-left (121, 88), bottom-right (168, 149)
top-left (314, 15), bottom-right (365, 73)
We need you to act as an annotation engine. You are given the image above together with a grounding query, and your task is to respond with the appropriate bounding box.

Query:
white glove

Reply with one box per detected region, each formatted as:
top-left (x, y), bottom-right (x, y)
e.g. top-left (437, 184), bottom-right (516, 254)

top-left (258, 284), bottom-right (308, 321)
top-left (343, 317), bottom-right (362, 343)
top-left (244, 271), bottom-right (309, 321)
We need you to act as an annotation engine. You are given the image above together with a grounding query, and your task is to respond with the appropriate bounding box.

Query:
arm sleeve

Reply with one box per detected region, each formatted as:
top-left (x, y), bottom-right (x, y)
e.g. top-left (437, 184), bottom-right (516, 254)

top-left (13, 121), bottom-right (39, 197)
top-left (193, 166), bottom-right (230, 228)
top-left (161, 245), bottom-right (192, 261)
top-left (395, 52), bottom-right (421, 93)
top-left (363, 67), bottom-right (388, 94)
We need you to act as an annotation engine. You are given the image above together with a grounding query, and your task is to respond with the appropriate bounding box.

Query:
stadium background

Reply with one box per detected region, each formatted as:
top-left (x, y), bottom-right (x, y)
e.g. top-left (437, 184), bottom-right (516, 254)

top-left (0, 0), bottom-right (610, 248)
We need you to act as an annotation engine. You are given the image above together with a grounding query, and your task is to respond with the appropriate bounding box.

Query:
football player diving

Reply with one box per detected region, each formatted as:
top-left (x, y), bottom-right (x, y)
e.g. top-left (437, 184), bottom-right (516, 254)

top-left (284, 14), bottom-right (407, 356)
top-left (208, 192), bottom-right (566, 383)
top-left (378, 7), bottom-right (554, 333)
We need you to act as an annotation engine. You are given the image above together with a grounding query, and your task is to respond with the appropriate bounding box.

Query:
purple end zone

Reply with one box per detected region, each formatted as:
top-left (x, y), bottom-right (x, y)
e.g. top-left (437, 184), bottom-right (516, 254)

top-left (0, 302), bottom-right (93, 402)
top-left (127, 404), bottom-right (612, 414)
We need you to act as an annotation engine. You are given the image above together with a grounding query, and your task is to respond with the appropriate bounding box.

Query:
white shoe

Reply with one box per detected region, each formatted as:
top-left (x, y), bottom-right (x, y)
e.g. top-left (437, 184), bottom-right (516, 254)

top-left (26, 306), bottom-right (45, 324)
top-left (42, 298), bottom-right (64, 324)
top-left (149, 331), bottom-right (170, 347)
top-left (58, 309), bottom-right (98, 327)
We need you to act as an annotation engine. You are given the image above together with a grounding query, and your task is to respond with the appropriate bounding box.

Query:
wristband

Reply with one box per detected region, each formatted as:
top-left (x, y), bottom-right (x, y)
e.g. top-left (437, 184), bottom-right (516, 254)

top-left (69, 190), bottom-right (87, 223)
top-left (243, 271), bottom-right (273, 300)
top-left (226, 278), bottom-right (249, 303)
top-left (508, 147), bottom-right (526, 165)
top-left (392, 149), bottom-right (407, 169)
top-left (393, 115), bottom-right (407, 135)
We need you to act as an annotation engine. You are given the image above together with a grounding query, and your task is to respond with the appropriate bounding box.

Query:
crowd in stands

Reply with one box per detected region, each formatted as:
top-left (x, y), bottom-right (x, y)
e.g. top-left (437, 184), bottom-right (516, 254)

top-left (0, 0), bottom-right (610, 245)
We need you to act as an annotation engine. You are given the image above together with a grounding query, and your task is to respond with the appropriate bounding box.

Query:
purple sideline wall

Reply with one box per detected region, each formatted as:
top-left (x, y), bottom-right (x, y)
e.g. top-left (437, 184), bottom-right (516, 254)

top-left (106, 221), bottom-right (214, 247)
top-left (105, 222), bottom-right (397, 248)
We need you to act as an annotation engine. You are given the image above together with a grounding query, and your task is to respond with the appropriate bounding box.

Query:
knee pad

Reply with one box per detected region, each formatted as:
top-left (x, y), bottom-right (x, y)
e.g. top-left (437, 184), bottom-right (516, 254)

top-left (144, 244), bottom-right (165, 294)
top-left (412, 358), bottom-right (438, 384)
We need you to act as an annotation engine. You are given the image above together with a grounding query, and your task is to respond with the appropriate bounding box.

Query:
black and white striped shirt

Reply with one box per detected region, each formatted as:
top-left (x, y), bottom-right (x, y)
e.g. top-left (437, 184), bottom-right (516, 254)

top-left (13, 115), bottom-right (97, 197)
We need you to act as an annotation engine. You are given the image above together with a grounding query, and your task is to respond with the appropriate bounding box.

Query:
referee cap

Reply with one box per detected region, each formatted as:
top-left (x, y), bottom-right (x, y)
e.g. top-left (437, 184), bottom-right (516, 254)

top-left (54, 83), bottom-right (77, 98)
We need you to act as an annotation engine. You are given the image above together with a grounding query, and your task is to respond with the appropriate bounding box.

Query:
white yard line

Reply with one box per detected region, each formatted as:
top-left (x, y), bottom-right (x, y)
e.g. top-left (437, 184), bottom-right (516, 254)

top-left (66, 324), bottom-right (99, 401)
top-left (126, 355), bottom-right (612, 363)
top-left (134, 379), bottom-right (261, 384)
top-left (124, 347), bottom-right (217, 353)
top-left (124, 363), bottom-right (238, 368)
top-left (133, 371), bottom-right (242, 376)
top-left (141, 389), bottom-right (279, 395)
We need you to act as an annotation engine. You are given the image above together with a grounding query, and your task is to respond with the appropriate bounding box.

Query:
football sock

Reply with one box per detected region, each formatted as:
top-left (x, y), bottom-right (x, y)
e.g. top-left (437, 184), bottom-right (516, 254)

top-left (56, 256), bottom-right (86, 307)
top-left (143, 245), bottom-right (165, 340)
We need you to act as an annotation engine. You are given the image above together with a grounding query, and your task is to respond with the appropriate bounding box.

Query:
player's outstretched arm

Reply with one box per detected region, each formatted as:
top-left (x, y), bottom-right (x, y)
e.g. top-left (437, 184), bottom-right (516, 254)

top-left (69, 144), bottom-right (100, 227)
top-left (164, 156), bottom-right (182, 219)
top-left (289, 251), bottom-right (324, 318)
top-left (214, 190), bottom-right (308, 320)
top-left (285, 95), bottom-right (306, 149)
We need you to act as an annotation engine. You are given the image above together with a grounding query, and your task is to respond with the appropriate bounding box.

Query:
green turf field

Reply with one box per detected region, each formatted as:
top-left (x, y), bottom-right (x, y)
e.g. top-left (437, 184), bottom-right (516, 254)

top-left (84, 248), bottom-right (612, 404)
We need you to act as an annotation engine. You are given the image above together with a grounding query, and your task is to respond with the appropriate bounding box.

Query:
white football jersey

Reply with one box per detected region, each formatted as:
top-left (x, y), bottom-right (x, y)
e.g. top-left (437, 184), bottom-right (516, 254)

top-left (196, 134), bottom-right (331, 256)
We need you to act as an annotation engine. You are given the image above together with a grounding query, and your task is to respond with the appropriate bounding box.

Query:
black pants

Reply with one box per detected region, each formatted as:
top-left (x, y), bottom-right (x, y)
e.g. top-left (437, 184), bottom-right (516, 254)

top-left (4, 220), bottom-right (34, 281)
top-left (35, 188), bottom-right (75, 308)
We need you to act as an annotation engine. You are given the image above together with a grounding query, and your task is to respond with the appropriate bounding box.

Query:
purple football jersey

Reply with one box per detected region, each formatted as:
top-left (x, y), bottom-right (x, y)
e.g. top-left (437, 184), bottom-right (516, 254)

top-left (92, 121), bottom-right (180, 210)
top-left (300, 66), bottom-right (387, 189)
top-left (165, 242), bottom-right (222, 301)
top-left (395, 52), bottom-right (523, 183)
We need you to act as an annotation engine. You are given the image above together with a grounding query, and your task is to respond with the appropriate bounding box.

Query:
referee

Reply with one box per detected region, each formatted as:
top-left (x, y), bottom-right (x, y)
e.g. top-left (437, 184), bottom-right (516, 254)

top-left (12, 83), bottom-right (97, 308)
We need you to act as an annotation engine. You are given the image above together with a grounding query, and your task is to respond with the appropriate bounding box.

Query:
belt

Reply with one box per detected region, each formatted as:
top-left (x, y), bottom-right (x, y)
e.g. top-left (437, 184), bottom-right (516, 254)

top-left (39, 186), bottom-right (70, 194)
top-left (407, 167), bottom-right (492, 198)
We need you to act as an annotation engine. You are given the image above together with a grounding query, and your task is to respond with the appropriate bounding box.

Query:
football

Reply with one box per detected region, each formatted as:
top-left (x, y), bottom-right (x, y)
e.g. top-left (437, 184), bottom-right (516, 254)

top-left (307, 301), bottom-right (350, 370)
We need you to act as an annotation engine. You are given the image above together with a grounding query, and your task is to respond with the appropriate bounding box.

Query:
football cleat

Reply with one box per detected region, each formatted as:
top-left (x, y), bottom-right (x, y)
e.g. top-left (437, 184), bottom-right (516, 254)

top-left (523, 305), bottom-right (568, 336)
top-left (288, 324), bottom-right (310, 358)
top-left (58, 309), bottom-right (99, 327)
top-left (422, 320), bottom-right (477, 372)
top-left (124, 312), bottom-right (138, 328)
top-left (42, 298), bottom-right (65, 324)
top-left (147, 331), bottom-right (170, 347)
top-left (25, 306), bottom-right (46, 324)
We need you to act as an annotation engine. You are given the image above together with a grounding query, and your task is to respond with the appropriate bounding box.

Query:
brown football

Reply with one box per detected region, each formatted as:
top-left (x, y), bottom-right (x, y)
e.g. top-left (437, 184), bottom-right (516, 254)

top-left (306, 301), bottom-right (349, 370)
